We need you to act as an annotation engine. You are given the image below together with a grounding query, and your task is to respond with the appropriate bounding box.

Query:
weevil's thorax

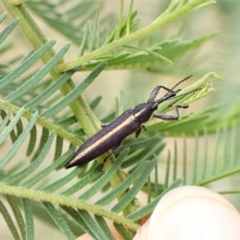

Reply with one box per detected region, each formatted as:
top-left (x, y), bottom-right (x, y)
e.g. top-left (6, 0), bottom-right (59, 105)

top-left (133, 102), bottom-right (156, 123)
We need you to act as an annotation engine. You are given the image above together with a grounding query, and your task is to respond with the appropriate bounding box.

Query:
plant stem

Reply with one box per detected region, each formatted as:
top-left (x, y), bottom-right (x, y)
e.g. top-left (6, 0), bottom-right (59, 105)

top-left (0, 183), bottom-right (140, 231)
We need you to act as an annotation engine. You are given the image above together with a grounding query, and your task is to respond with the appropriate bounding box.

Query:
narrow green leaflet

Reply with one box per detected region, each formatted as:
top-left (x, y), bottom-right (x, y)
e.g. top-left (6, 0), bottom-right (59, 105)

top-left (127, 179), bottom-right (183, 221)
top-left (94, 215), bottom-right (115, 240)
top-left (0, 12), bottom-right (7, 23)
top-left (78, 149), bottom-right (128, 201)
top-left (78, 210), bottom-right (110, 240)
top-left (0, 110), bottom-right (39, 169)
top-left (22, 198), bottom-right (34, 240)
top-left (26, 125), bottom-right (37, 156)
top-left (7, 196), bottom-right (26, 240)
top-left (3, 131), bottom-right (55, 184)
top-left (41, 62), bottom-right (106, 118)
top-left (43, 202), bottom-right (75, 240)
top-left (24, 68), bottom-right (75, 109)
top-left (0, 41), bottom-right (55, 90)
top-left (61, 165), bottom-right (102, 196)
top-left (0, 107), bottom-right (25, 146)
top-left (0, 18), bottom-right (19, 44)
top-left (21, 149), bottom-right (74, 188)
top-left (0, 200), bottom-right (20, 240)
top-left (111, 159), bottom-right (157, 213)
top-left (5, 42), bottom-right (70, 101)
top-left (113, 223), bottom-right (133, 240)
top-left (42, 165), bottom-right (85, 193)
top-left (95, 161), bottom-right (148, 206)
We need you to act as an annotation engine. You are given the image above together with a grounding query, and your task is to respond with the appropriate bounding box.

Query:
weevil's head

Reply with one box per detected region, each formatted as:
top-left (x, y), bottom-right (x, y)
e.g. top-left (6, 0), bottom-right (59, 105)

top-left (133, 102), bottom-right (156, 123)
top-left (133, 91), bottom-right (177, 123)
top-left (133, 75), bottom-right (194, 124)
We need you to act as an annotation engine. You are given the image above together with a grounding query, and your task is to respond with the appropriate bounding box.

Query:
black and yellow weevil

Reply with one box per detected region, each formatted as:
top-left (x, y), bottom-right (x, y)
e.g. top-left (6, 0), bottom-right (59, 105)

top-left (65, 76), bottom-right (194, 169)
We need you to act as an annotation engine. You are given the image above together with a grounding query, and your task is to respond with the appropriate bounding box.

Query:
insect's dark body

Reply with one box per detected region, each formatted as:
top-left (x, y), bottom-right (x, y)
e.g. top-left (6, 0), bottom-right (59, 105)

top-left (65, 103), bottom-right (154, 168)
top-left (65, 77), bottom-right (192, 169)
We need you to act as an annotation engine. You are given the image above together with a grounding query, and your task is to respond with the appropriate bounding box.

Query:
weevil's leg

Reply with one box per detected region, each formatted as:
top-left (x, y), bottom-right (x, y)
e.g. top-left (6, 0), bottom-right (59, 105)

top-left (102, 152), bottom-right (113, 163)
top-left (135, 125), bottom-right (147, 138)
top-left (147, 86), bottom-right (176, 103)
top-left (101, 123), bottom-right (110, 127)
top-left (135, 126), bottom-right (142, 138)
top-left (102, 141), bottom-right (123, 164)
top-left (112, 140), bottom-right (124, 152)
top-left (153, 105), bottom-right (188, 121)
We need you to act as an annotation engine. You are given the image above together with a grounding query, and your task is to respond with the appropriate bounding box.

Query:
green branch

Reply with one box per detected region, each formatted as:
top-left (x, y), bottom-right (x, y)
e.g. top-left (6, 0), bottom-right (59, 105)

top-left (195, 168), bottom-right (240, 186)
top-left (0, 100), bottom-right (82, 146)
top-left (0, 183), bottom-right (140, 231)
top-left (57, 0), bottom-right (215, 72)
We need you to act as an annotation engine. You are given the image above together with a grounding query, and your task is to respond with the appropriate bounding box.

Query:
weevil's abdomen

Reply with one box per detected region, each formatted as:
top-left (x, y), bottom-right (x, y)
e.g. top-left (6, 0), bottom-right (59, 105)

top-left (65, 109), bottom-right (140, 168)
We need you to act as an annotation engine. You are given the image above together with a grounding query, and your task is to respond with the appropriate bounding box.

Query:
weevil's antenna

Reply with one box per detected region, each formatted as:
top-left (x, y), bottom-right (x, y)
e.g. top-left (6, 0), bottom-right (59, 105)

top-left (153, 87), bottom-right (201, 110)
top-left (149, 75), bottom-right (193, 104)
top-left (158, 88), bottom-right (202, 104)
top-left (164, 75), bottom-right (193, 97)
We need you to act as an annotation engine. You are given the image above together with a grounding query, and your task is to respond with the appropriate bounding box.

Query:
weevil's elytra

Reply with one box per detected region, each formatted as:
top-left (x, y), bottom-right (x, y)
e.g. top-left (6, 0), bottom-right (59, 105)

top-left (65, 76), bottom-right (193, 169)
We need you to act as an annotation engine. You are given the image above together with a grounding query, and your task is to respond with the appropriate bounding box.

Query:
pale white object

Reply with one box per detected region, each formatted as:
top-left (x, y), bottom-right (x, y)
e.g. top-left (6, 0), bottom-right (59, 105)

top-left (133, 186), bottom-right (240, 240)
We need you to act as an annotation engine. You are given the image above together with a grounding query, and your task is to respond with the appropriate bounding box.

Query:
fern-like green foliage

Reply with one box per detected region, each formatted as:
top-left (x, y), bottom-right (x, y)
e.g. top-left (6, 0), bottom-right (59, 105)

top-left (0, 0), bottom-right (239, 239)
